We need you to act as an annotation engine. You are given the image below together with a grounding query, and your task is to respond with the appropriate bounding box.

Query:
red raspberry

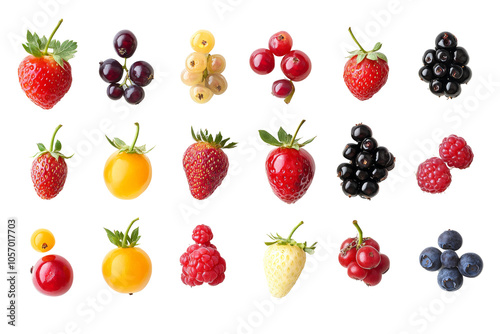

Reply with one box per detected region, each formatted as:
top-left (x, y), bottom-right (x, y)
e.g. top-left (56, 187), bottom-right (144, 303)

top-left (180, 244), bottom-right (226, 287)
top-left (417, 157), bottom-right (452, 193)
top-left (192, 224), bottom-right (213, 245)
top-left (439, 135), bottom-right (473, 169)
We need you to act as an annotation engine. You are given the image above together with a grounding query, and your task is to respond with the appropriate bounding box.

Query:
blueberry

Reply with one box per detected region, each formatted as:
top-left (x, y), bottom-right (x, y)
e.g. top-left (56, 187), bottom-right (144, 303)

top-left (437, 268), bottom-right (463, 291)
top-left (438, 230), bottom-right (463, 250)
top-left (440, 250), bottom-right (459, 268)
top-left (458, 253), bottom-right (483, 278)
top-left (419, 247), bottom-right (442, 271)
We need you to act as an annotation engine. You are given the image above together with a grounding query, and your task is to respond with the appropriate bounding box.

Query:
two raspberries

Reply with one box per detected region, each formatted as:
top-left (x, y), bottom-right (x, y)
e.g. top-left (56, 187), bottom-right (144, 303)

top-left (180, 225), bottom-right (226, 287)
top-left (417, 135), bottom-right (473, 193)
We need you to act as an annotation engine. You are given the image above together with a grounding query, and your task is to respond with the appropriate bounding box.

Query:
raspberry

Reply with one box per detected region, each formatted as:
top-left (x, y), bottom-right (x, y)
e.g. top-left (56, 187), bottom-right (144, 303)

top-left (439, 135), bottom-right (473, 169)
top-left (417, 157), bottom-right (452, 193)
top-left (180, 244), bottom-right (226, 287)
top-left (192, 224), bottom-right (213, 245)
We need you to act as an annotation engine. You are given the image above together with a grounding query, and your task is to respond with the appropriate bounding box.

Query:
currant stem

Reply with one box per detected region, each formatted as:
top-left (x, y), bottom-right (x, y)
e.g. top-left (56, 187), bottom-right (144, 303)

top-left (348, 27), bottom-right (367, 53)
top-left (287, 221), bottom-right (304, 240)
top-left (43, 19), bottom-right (63, 55)
top-left (290, 120), bottom-right (306, 146)
top-left (353, 220), bottom-right (364, 249)
top-left (129, 123), bottom-right (140, 152)
top-left (122, 218), bottom-right (139, 248)
top-left (284, 81), bottom-right (295, 104)
top-left (120, 58), bottom-right (131, 88)
top-left (49, 125), bottom-right (63, 151)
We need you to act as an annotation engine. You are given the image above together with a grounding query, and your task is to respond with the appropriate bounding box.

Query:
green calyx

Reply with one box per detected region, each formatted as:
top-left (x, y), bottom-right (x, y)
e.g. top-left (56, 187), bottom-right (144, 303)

top-left (106, 122), bottom-right (154, 154)
top-left (259, 119), bottom-right (316, 150)
top-left (104, 218), bottom-right (141, 248)
top-left (347, 27), bottom-right (387, 64)
top-left (191, 127), bottom-right (237, 149)
top-left (265, 221), bottom-right (317, 255)
top-left (33, 124), bottom-right (73, 161)
top-left (22, 19), bottom-right (77, 68)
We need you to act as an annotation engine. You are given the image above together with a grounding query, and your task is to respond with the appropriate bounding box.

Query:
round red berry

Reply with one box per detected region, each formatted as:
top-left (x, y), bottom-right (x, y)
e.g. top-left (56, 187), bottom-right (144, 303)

top-left (417, 157), bottom-right (452, 193)
top-left (347, 261), bottom-right (368, 280)
top-left (362, 238), bottom-right (380, 252)
top-left (374, 254), bottom-right (390, 274)
top-left (281, 50), bottom-right (311, 81)
top-left (269, 31), bottom-right (293, 57)
top-left (192, 224), bottom-right (213, 245)
top-left (249, 48), bottom-right (275, 75)
top-left (363, 269), bottom-right (383, 286)
top-left (339, 247), bottom-right (357, 268)
top-left (439, 135), bottom-right (473, 169)
top-left (356, 245), bottom-right (381, 269)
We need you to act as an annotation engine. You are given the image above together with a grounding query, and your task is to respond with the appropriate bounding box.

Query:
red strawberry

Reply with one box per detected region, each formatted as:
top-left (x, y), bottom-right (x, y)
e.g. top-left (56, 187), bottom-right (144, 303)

top-left (259, 120), bottom-right (316, 204)
top-left (183, 128), bottom-right (237, 200)
top-left (343, 27), bottom-right (389, 101)
top-left (18, 19), bottom-right (77, 109)
top-left (31, 125), bottom-right (73, 199)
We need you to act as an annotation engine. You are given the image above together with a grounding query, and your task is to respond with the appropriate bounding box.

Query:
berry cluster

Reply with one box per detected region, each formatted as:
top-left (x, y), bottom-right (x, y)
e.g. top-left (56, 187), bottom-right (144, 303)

top-left (417, 135), bottom-right (473, 193)
top-left (337, 124), bottom-right (395, 199)
top-left (99, 30), bottom-right (154, 105)
top-left (250, 31), bottom-right (311, 103)
top-left (180, 225), bottom-right (226, 287)
top-left (181, 30), bottom-right (227, 104)
top-left (419, 32), bottom-right (471, 98)
top-left (338, 221), bottom-right (390, 287)
top-left (420, 230), bottom-right (483, 291)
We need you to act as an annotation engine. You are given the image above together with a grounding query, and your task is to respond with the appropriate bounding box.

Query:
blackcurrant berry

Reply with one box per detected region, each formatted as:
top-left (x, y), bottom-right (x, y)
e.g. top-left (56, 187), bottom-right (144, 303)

top-left (337, 163), bottom-right (355, 180)
top-left (356, 151), bottom-right (374, 170)
top-left (99, 59), bottom-right (123, 83)
top-left (342, 179), bottom-right (359, 197)
top-left (435, 32), bottom-right (458, 50)
top-left (385, 154), bottom-right (395, 171)
top-left (351, 124), bottom-right (372, 142)
top-left (449, 65), bottom-right (463, 80)
top-left (361, 137), bottom-right (378, 152)
top-left (114, 30), bottom-right (138, 58)
top-left (130, 61), bottom-right (154, 87)
top-left (457, 66), bottom-right (472, 84)
top-left (444, 81), bottom-right (461, 98)
top-left (453, 47), bottom-right (469, 66)
top-left (343, 143), bottom-right (360, 161)
top-left (355, 169), bottom-right (370, 182)
top-left (374, 147), bottom-right (391, 167)
top-left (419, 66), bottom-right (433, 83)
top-left (360, 181), bottom-right (379, 199)
top-left (371, 167), bottom-right (388, 182)
top-left (107, 83), bottom-right (124, 100)
top-left (124, 85), bottom-right (145, 105)
top-left (429, 79), bottom-right (445, 97)
top-left (433, 63), bottom-right (447, 78)
top-left (422, 49), bottom-right (436, 65)
top-left (436, 49), bottom-right (451, 64)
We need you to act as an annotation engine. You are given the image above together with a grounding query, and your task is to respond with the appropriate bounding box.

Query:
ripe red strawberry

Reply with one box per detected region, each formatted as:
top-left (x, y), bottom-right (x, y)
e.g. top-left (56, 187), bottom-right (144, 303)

top-left (259, 120), bottom-right (316, 204)
top-left (183, 128), bottom-right (237, 200)
top-left (18, 19), bottom-right (77, 109)
top-left (31, 125), bottom-right (73, 199)
top-left (343, 27), bottom-right (389, 101)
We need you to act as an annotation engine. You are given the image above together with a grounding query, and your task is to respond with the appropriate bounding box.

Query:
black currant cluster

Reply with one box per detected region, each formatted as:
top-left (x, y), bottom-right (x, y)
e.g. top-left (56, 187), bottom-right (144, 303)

top-left (337, 124), bottom-right (395, 199)
top-left (99, 30), bottom-right (154, 105)
top-left (419, 230), bottom-right (483, 292)
top-left (419, 32), bottom-right (471, 98)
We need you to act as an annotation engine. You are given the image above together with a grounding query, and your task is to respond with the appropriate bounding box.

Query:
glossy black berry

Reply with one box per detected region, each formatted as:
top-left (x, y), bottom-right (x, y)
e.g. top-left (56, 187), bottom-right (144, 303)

top-left (430, 79), bottom-right (445, 97)
top-left (385, 154), bottom-right (395, 171)
top-left (422, 49), bottom-right (436, 65)
top-left (374, 147), bottom-right (391, 167)
top-left (361, 137), bottom-right (378, 152)
top-left (457, 66), bottom-right (472, 84)
top-left (449, 65), bottom-right (463, 80)
top-left (453, 47), bottom-right (469, 66)
top-left (436, 49), bottom-right (451, 64)
top-left (337, 163), bottom-right (355, 180)
top-left (356, 151), bottom-right (374, 170)
top-left (114, 30), bottom-right (138, 58)
top-left (130, 61), bottom-right (154, 87)
top-left (435, 32), bottom-right (457, 50)
top-left (371, 167), bottom-right (388, 182)
top-left (360, 181), bottom-right (379, 199)
top-left (444, 81), bottom-right (461, 98)
top-left (419, 66), bottom-right (433, 83)
top-left (342, 179), bottom-right (359, 197)
top-left (433, 63), bottom-right (447, 78)
top-left (99, 59), bottom-right (123, 83)
top-left (351, 124), bottom-right (372, 143)
top-left (355, 169), bottom-right (370, 182)
top-left (124, 85), bottom-right (145, 105)
top-left (343, 143), bottom-right (360, 161)
top-left (107, 83), bottom-right (124, 100)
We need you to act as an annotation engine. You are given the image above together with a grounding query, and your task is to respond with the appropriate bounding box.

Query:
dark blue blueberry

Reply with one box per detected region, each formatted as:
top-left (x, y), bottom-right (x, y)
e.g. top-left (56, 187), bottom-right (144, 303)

top-left (419, 247), bottom-right (442, 271)
top-left (440, 250), bottom-right (459, 268)
top-left (437, 268), bottom-right (463, 291)
top-left (438, 230), bottom-right (463, 251)
top-left (458, 253), bottom-right (483, 278)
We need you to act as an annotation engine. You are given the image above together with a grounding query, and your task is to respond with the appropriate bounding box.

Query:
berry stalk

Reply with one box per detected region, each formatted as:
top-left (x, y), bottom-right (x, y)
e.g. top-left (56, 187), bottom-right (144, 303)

top-left (122, 218), bottom-right (139, 248)
top-left (289, 120), bottom-right (306, 147)
top-left (49, 124), bottom-right (63, 152)
top-left (353, 220), bottom-right (364, 249)
top-left (129, 122), bottom-right (140, 152)
top-left (283, 81), bottom-right (295, 104)
top-left (348, 27), bottom-right (366, 53)
top-left (43, 19), bottom-right (63, 55)
top-left (287, 221), bottom-right (304, 241)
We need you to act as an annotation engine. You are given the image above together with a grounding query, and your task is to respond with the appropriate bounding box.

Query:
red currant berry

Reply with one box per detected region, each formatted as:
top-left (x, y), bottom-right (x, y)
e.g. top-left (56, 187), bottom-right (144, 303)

top-left (338, 248), bottom-right (357, 268)
top-left (356, 245), bottom-right (381, 269)
top-left (374, 254), bottom-right (390, 274)
top-left (363, 269), bottom-right (383, 286)
top-left (281, 50), bottom-right (311, 81)
top-left (340, 237), bottom-right (356, 250)
top-left (347, 262), bottom-right (368, 280)
top-left (31, 254), bottom-right (73, 296)
top-left (362, 238), bottom-right (380, 252)
top-left (268, 31), bottom-right (293, 57)
top-left (249, 48), bottom-right (275, 75)
top-left (272, 79), bottom-right (293, 98)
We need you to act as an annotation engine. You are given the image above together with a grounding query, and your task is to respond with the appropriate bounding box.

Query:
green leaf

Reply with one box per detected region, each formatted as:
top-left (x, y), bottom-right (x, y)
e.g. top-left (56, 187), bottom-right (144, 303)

top-left (300, 136), bottom-right (316, 147)
top-left (114, 137), bottom-right (126, 148)
top-left (51, 39), bottom-right (77, 62)
top-left (52, 54), bottom-right (63, 67)
top-left (277, 127), bottom-right (288, 143)
top-left (106, 135), bottom-right (118, 149)
top-left (131, 227), bottom-right (139, 241)
top-left (375, 52), bottom-right (388, 62)
top-left (366, 52), bottom-right (378, 61)
top-left (372, 42), bottom-right (382, 51)
top-left (224, 142), bottom-right (237, 149)
top-left (356, 53), bottom-right (367, 64)
top-left (54, 140), bottom-right (62, 152)
top-left (191, 127), bottom-right (198, 141)
top-left (258, 130), bottom-right (282, 147)
top-left (37, 143), bottom-right (47, 152)
top-left (207, 134), bottom-right (213, 143)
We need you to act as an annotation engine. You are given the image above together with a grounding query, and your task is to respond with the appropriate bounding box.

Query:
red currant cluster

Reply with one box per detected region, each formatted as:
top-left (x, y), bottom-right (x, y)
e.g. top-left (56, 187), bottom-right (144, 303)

top-left (338, 221), bottom-right (390, 286)
top-left (249, 31), bottom-right (311, 103)
top-left (180, 224), bottom-right (226, 287)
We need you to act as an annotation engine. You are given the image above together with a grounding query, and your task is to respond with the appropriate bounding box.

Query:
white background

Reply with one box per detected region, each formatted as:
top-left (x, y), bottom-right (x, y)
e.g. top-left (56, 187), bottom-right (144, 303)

top-left (1, 0), bottom-right (499, 333)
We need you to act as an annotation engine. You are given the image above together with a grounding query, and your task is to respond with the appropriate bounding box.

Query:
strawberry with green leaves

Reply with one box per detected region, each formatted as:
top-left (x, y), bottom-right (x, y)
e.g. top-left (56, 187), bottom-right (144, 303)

top-left (343, 27), bottom-right (389, 101)
top-left (18, 19), bottom-right (77, 109)
top-left (31, 125), bottom-right (73, 199)
top-left (183, 128), bottom-right (237, 200)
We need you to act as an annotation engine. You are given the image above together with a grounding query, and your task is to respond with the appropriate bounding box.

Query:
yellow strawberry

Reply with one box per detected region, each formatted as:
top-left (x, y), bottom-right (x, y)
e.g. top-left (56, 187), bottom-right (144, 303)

top-left (263, 221), bottom-right (317, 298)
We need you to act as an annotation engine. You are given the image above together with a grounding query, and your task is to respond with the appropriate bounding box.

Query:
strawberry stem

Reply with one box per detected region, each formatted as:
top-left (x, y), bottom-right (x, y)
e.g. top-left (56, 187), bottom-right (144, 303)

top-left (49, 125), bottom-right (63, 151)
top-left (353, 220), bottom-right (364, 249)
top-left (287, 221), bottom-right (304, 240)
top-left (129, 123), bottom-right (140, 152)
top-left (43, 19), bottom-right (63, 55)
top-left (122, 218), bottom-right (139, 248)
top-left (290, 120), bottom-right (306, 146)
top-left (348, 27), bottom-right (367, 53)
